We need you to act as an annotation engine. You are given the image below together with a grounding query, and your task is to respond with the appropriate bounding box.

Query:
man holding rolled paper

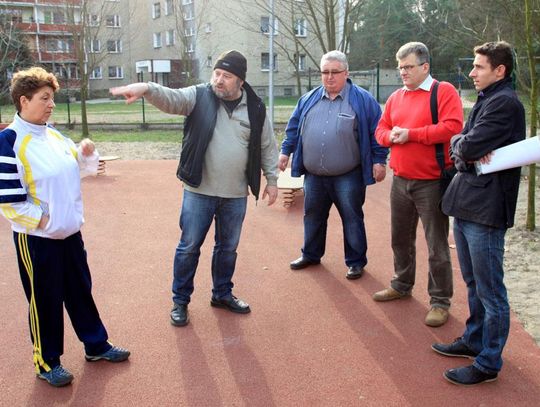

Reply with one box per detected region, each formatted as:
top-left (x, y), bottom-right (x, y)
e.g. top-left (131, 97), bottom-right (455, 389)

top-left (433, 41), bottom-right (526, 386)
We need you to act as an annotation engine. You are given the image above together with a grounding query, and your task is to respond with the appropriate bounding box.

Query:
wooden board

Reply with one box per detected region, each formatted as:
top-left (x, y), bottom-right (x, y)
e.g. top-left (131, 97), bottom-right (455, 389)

top-left (277, 168), bottom-right (304, 189)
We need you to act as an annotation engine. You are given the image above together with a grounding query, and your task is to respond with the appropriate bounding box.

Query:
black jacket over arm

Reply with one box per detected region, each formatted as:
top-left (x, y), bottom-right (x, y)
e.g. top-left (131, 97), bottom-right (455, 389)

top-left (441, 77), bottom-right (526, 229)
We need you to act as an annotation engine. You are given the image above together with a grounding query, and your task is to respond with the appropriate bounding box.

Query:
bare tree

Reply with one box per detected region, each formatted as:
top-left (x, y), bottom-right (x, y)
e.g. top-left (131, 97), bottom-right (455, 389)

top-left (524, 0), bottom-right (539, 230)
top-left (63, 0), bottom-right (136, 137)
top-left (0, 9), bottom-right (33, 121)
top-left (221, 0), bottom-right (364, 94)
top-left (169, 0), bottom-right (213, 86)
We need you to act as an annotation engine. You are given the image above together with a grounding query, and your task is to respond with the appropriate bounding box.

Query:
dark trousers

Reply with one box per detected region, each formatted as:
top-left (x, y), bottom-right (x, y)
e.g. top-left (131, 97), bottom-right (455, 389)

top-left (14, 231), bottom-right (109, 372)
top-left (390, 176), bottom-right (453, 308)
top-left (302, 167), bottom-right (368, 267)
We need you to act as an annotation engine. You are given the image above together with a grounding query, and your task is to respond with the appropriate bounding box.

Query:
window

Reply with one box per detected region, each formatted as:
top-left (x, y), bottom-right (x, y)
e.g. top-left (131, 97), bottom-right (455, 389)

top-left (183, 9), bottom-right (193, 20)
top-left (184, 27), bottom-right (195, 37)
top-left (45, 38), bottom-right (72, 53)
top-left (89, 39), bottom-right (101, 53)
top-left (152, 2), bottom-right (161, 19)
top-left (261, 53), bottom-right (277, 71)
top-left (153, 32), bottom-right (162, 48)
top-left (205, 22), bottom-right (212, 33)
top-left (295, 53), bottom-right (306, 71)
top-left (105, 15), bottom-right (121, 27)
top-left (165, 0), bottom-right (173, 15)
top-left (87, 14), bottom-right (100, 26)
top-left (294, 18), bottom-right (306, 37)
top-left (166, 29), bottom-right (175, 46)
top-left (90, 67), bottom-right (102, 79)
top-left (107, 40), bottom-right (122, 53)
top-left (260, 16), bottom-right (278, 34)
top-left (53, 65), bottom-right (68, 78)
top-left (182, 0), bottom-right (193, 4)
top-left (206, 56), bottom-right (212, 67)
top-left (51, 65), bottom-right (78, 79)
top-left (43, 11), bottom-right (66, 24)
top-left (108, 66), bottom-right (124, 79)
top-left (185, 42), bottom-right (194, 53)
top-left (284, 88), bottom-right (293, 97)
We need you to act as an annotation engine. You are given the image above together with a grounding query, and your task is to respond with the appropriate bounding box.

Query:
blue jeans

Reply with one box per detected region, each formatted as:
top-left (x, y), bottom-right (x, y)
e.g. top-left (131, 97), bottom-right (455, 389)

top-left (172, 190), bottom-right (247, 305)
top-left (302, 167), bottom-right (367, 267)
top-left (453, 218), bottom-right (509, 374)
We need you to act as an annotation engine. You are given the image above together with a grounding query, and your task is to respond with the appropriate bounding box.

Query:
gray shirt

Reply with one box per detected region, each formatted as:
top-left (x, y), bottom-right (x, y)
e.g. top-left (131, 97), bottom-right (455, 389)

top-left (301, 82), bottom-right (360, 176)
top-left (145, 82), bottom-right (279, 198)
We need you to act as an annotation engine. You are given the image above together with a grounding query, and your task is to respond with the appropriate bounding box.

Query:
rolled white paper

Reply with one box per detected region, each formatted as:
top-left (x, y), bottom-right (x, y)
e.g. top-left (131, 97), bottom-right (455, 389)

top-left (475, 136), bottom-right (540, 175)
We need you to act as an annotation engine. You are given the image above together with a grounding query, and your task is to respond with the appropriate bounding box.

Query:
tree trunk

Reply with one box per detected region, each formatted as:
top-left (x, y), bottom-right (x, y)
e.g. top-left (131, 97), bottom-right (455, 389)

top-left (525, 0), bottom-right (538, 231)
top-left (80, 74), bottom-right (89, 138)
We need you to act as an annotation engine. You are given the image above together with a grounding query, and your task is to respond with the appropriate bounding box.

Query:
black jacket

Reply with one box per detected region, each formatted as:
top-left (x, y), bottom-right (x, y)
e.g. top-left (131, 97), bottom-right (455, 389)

top-left (176, 82), bottom-right (266, 199)
top-left (441, 77), bottom-right (525, 228)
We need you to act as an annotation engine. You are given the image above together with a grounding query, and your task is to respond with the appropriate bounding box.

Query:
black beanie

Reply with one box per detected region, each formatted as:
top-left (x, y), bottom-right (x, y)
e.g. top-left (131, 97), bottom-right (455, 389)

top-left (214, 50), bottom-right (247, 81)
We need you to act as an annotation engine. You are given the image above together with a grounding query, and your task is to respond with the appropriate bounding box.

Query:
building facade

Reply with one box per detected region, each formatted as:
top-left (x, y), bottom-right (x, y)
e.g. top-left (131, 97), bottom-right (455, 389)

top-left (1, 0), bottom-right (82, 86)
top-left (2, 0), bottom-right (373, 98)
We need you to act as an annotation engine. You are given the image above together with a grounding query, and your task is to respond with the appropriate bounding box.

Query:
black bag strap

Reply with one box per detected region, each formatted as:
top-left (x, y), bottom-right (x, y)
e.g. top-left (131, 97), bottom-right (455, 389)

top-left (431, 81), bottom-right (445, 172)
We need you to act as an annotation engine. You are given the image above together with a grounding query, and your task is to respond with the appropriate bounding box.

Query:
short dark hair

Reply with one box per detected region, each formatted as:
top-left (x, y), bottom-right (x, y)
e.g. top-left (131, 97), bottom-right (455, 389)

top-left (474, 41), bottom-right (514, 77)
top-left (10, 67), bottom-right (59, 112)
top-left (396, 42), bottom-right (430, 65)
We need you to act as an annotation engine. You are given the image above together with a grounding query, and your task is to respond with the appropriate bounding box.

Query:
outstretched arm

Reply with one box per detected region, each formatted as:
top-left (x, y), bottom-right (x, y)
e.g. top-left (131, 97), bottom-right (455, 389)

top-left (110, 83), bottom-right (149, 104)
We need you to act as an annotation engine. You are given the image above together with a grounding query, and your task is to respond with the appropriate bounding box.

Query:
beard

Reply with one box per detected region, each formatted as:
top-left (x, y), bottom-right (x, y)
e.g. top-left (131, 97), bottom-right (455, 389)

top-left (211, 79), bottom-right (242, 100)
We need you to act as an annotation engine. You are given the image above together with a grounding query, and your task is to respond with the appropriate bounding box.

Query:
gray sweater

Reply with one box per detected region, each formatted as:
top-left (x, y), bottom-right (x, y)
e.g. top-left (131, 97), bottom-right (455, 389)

top-left (146, 82), bottom-right (279, 198)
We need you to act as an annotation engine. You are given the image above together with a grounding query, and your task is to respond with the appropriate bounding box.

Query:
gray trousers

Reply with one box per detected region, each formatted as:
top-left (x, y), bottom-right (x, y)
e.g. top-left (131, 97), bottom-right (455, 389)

top-left (389, 176), bottom-right (453, 308)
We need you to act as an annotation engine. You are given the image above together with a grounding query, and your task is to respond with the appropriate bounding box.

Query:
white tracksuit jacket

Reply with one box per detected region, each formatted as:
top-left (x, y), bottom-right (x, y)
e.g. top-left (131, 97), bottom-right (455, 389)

top-left (0, 114), bottom-right (98, 239)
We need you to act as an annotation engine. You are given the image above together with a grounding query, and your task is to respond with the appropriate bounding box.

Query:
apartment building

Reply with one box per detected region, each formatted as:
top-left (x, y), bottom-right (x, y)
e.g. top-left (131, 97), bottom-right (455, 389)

top-left (0, 0), bottom-right (82, 85)
top-left (126, 0), bottom-right (329, 97)
top-left (2, 0), bottom-right (338, 97)
top-left (0, 0), bottom-right (136, 96)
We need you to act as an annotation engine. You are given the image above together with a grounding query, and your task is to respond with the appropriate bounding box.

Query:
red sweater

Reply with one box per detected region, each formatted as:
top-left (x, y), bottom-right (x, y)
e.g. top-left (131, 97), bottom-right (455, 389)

top-left (375, 81), bottom-right (463, 179)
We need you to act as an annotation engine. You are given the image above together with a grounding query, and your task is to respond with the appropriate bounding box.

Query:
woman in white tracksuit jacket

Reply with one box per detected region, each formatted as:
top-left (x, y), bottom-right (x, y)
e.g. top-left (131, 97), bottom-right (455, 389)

top-left (0, 67), bottom-right (129, 387)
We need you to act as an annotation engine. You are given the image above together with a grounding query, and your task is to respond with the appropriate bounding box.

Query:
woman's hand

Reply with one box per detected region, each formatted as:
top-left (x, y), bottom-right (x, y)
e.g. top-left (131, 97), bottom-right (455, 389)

top-left (80, 139), bottom-right (96, 157)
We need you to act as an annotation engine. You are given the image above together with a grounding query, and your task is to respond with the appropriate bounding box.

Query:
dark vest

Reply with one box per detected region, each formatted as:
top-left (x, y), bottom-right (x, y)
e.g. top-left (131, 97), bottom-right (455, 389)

top-left (176, 83), bottom-right (266, 199)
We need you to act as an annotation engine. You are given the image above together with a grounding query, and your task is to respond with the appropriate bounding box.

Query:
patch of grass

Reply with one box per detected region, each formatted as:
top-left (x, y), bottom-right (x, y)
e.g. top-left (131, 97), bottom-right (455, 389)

top-left (263, 96), bottom-right (299, 106)
top-left (64, 129), bottom-right (182, 143)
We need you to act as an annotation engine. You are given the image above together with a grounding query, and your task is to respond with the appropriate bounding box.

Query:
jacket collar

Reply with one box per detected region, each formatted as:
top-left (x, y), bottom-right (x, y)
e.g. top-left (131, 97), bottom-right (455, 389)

top-left (14, 113), bottom-right (48, 138)
top-left (478, 76), bottom-right (513, 98)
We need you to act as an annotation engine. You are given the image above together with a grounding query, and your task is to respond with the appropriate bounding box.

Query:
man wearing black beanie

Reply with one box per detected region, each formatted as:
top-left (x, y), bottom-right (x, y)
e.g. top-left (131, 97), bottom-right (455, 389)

top-left (110, 50), bottom-right (279, 327)
top-left (214, 50), bottom-right (247, 81)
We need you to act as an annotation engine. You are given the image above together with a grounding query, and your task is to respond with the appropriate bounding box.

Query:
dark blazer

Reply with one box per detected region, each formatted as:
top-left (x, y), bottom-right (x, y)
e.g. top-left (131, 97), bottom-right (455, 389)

top-left (441, 77), bottom-right (526, 228)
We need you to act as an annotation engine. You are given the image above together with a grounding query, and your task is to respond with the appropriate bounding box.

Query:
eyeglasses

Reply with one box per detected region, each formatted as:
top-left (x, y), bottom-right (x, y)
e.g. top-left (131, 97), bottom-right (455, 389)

top-left (320, 70), bottom-right (346, 76)
top-left (396, 63), bottom-right (426, 72)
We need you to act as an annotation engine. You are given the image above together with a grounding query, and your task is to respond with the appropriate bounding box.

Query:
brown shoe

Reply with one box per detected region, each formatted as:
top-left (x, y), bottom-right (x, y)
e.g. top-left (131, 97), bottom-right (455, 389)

top-left (372, 287), bottom-right (410, 302)
top-left (425, 307), bottom-right (449, 327)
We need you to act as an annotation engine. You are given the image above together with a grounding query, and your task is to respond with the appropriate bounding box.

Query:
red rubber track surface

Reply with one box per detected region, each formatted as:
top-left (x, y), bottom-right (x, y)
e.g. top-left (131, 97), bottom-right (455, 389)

top-left (1, 160), bottom-right (539, 406)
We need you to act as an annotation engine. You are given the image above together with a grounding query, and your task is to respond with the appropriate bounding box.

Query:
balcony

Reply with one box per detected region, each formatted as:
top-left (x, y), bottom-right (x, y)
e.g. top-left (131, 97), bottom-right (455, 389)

top-left (38, 23), bottom-right (80, 34)
top-left (38, 51), bottom-right (78, 64)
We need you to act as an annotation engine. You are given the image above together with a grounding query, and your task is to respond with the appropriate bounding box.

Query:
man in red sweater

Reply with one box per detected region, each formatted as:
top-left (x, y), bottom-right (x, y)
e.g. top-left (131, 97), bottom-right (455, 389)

top-left (373, 42), bottom-right (463, 327)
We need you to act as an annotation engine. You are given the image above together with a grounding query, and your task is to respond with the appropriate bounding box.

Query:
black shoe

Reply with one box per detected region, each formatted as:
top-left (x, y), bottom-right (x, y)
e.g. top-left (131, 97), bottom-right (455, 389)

top-left (210, 295), bottom-right (251, 314)
top-left (346, 266), bottom-right (364, 280)
top-left (444, 365), bottom-right (498, 386)
top-left (170, 304), bottom-right (189, 326)
top-left (290, 257), bottom-right (320, 270)
top-left (432, 337), bottom-right (478, 359)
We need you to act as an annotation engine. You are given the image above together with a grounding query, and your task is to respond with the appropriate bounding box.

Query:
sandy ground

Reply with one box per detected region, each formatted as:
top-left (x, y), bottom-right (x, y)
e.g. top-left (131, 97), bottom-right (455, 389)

top-left (96, 141), bottom-right (540, 345)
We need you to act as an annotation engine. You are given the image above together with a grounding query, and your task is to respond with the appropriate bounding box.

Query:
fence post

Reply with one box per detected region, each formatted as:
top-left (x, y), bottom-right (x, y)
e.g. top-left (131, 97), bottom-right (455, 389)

top-left (139, 71), bottom-right (148, 129)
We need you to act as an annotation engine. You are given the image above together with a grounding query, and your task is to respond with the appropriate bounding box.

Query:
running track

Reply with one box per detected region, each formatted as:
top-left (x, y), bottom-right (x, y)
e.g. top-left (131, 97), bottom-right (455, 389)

top-left (1, 160), bottom-right (539, 406)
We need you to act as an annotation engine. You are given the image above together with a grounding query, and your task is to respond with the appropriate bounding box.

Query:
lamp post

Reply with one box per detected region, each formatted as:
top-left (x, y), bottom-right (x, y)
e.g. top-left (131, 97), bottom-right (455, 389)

top-left (268, 0), bottom-right (274, 127)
